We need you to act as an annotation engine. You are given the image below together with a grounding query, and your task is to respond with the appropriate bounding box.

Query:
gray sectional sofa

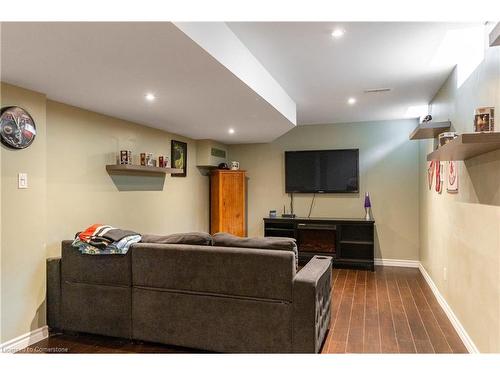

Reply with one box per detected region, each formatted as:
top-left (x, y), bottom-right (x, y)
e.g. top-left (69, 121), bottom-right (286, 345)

top-left (46, 237), bottom-right (332, 353)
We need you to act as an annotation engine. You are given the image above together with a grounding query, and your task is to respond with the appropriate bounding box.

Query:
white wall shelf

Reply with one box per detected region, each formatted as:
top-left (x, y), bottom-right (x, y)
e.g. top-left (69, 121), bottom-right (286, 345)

top-left (409, 121), bottom-right (451, 140)
top-left (106, 164), bottom-right (183, 175)
top-left (426, 132), bottom-right (500, 161)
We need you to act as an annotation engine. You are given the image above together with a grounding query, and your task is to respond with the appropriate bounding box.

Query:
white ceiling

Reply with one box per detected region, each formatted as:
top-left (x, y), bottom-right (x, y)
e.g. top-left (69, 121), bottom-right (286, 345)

top-left (1, 22), bottom-right (482, 143)
top-left (228, 22), bottom-right (479, 125)
top-left (175, 22), bottom-right (297, 125)
top-left (0, 22), bottom-right (294, 144)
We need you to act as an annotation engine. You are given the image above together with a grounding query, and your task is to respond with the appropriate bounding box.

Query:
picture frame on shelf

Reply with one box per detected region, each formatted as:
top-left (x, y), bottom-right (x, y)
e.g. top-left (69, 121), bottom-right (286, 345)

top-left (171, 140), bottom-right (187, 177)
top-left (474, 107), bottom-right (495, 132)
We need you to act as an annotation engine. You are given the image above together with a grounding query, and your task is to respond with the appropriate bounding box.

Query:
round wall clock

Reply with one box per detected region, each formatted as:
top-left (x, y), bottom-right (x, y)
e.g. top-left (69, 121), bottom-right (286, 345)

top-left (0, 106), bottom-right (37, 149)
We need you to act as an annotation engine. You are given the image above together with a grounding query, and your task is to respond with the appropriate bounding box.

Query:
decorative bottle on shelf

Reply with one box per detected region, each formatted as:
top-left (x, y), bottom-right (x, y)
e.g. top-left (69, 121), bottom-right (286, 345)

top-left (364, 192), bottom-right (372, 220)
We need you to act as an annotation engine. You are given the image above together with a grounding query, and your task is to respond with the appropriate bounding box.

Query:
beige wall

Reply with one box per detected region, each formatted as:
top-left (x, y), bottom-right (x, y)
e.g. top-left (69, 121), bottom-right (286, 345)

top-left (229, 119), bottom-right (420, 261)
top-left (45, 100), bottom-right (209, 258)
top-left (1, 83), bottom-right (210, 343)
top-left (419, 40), bottom-right (500, 352)
top-left (196, 139), bottom-right (228, 167)
top-left (1, 84), bottom-right (47, 343)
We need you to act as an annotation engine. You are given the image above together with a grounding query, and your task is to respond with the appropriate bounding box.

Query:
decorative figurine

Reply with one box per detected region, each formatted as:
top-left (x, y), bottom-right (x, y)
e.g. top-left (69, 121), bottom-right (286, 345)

top-left (364, 192), bottom-right (372, 220)
top-left (422, 114), bottom-right (432, 123)
top-left (474, 107), bottom-right (495, 132)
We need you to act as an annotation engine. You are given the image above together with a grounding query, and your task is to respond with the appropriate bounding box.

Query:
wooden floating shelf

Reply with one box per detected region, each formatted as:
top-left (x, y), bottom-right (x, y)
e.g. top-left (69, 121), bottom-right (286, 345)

top-left (427, 132), bottom-right (500, 161)
top-left (106, 164), bottom-right (184, 175)
top-left (409, 121), bottom-right (451, 140)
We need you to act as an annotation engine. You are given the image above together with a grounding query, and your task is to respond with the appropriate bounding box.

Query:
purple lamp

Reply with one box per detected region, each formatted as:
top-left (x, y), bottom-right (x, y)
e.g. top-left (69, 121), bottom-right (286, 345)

top-left (364, 192), bottom-right (372, 220)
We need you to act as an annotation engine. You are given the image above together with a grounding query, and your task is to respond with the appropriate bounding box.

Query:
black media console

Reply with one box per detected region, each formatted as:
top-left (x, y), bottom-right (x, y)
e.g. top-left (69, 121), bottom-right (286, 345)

top-left (263, 217), bottom-right (375, 271)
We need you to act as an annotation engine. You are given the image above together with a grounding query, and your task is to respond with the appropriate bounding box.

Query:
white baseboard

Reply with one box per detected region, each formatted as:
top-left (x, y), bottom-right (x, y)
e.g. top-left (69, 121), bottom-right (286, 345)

top-left (374, 258), bottom-right (420, 268)
top-left (418, 264), bottom-right (479, 354)
top-left (0, 325), bottom-right (49, 353)
top-left (375, 258), bottom-right (477, 353)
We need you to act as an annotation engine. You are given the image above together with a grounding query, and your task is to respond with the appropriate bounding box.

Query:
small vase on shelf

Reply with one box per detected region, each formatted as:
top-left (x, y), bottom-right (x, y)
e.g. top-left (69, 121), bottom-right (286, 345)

top-left (364, 192), bottom-right (372, 221)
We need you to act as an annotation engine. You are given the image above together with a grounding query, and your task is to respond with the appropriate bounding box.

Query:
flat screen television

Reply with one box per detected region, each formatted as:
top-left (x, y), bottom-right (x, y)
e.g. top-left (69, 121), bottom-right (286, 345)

top-left (285, 149), bottom-right (359, 193)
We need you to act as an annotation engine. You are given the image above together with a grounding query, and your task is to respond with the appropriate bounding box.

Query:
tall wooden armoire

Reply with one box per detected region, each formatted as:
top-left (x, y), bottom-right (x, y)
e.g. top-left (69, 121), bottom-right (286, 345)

top-left (210, 169), bottom-right (246, 237)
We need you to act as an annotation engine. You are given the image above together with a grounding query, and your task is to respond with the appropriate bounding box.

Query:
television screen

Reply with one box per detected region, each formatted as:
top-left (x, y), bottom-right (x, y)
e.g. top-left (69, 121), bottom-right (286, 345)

top-left (285, 149), bottom-right (359, 193)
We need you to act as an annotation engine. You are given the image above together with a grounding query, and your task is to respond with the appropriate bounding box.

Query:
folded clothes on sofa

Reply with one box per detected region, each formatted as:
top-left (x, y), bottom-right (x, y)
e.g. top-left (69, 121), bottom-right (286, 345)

top-left (73, 224), bottom-right (141, 255)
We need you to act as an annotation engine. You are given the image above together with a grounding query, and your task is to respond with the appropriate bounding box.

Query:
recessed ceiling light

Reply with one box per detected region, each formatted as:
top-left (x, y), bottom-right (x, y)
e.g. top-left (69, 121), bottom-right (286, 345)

top-left (145, 93), bottom-right (156, 102)
top-left (228, 128), bottom-right (235, 134)
top-left (331, 28), bottom-right (345, 39)
top-left (347, 97), bottom-right (356, 105)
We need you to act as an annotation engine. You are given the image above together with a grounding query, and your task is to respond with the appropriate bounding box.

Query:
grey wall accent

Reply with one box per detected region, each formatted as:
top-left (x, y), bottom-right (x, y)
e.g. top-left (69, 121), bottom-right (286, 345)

top-left (229, 118), bottom-right (420, 261)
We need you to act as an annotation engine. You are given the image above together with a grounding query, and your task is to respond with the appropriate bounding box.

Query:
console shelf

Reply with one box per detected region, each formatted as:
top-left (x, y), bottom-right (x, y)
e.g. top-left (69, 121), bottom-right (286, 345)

top-left (426, 132), bottom-right (500, 161)
top-left (264, 217), bottom-right (375, 271)
top-left (106, 164), bottom-right (183, 175)
top-left (409, 121), bottom-right (451, 140)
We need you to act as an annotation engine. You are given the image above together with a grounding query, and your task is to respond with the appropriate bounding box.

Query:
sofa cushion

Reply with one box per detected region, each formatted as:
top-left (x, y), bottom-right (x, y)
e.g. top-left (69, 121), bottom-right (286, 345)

top-left (140, 232), bottom-right (213, 246)
top-left (213, 232), bottom-right (296, 251)
top-left (213, 232), bottom-right (298, 268)
top-left (61, 240), bottom-right (132, 286)
top-left (132, 243), bottom-right (295, 302)
top-left (132, 287), bottom-right (292, 353)
top-left (62, 281), bottom-right (132, 338)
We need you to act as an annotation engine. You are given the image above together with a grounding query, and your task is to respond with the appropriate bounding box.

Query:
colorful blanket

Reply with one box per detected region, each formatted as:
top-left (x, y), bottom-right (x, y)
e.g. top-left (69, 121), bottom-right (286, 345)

top-left (72, 224), bottom-right (141, 255)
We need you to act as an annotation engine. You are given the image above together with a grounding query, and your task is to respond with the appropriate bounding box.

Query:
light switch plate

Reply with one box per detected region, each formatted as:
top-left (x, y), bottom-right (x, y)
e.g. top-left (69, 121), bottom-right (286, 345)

top-left (18, 173), bottom-right (28, 189)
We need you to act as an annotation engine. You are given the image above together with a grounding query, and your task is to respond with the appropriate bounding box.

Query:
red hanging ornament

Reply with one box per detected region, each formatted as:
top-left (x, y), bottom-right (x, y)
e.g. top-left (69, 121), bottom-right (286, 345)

top-left (427, 161), bottom-right (435, 190)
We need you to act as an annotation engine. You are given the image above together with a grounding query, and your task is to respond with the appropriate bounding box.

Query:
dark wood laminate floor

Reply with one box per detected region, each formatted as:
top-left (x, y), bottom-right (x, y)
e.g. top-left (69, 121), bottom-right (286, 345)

top-left (321, 266), bottom-right (467, 354)
top-left (19, 266), bottom-right (467, 354)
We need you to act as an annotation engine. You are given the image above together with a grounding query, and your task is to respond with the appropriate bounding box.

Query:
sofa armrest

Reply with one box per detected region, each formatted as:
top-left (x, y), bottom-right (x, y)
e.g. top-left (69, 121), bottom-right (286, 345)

top-left (46, 257), bottom-right (62, 330)
top-left (292, 256), bottom-right (332, 353)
